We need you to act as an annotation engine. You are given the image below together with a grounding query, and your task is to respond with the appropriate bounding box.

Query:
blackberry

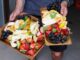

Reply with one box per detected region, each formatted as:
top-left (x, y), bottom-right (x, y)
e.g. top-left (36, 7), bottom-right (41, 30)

top-left (61, 36), bottom-right (67, 43)
top-left (2, 30), bottom-right (13, 40)
top-left (48, 32), bottom-right (55, 39)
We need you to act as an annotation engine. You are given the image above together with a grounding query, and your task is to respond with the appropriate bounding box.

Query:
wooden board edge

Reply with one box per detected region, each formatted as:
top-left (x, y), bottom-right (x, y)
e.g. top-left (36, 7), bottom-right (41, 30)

top-left (0, 40), bottom-right (44, 59)
top-left (45, 36), bottom-right (72, 46)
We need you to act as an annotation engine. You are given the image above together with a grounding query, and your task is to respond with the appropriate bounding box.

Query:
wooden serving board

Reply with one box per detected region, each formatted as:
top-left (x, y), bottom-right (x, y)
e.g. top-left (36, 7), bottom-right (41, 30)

top-left (45, 36), bottom-right (72, 46)
top-left (0, 40), bottom-right (44, 60)
top-left (0, 26), bottom-right (44, 60)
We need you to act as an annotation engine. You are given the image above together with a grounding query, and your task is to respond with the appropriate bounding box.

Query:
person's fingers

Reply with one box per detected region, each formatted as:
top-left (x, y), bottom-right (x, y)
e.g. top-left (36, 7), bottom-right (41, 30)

top-left (60, 7), bottom-right (64, 15)
top-left (60, 6), bottom-right (68, 16)
top-left (9, 13), bottom-right (16, 21)
top-left (63, 7), bottom-right (68, 16)
top-left (19, 12), bottom-right (27, 16)
top-left (60, 1), bottom-right (68, 16)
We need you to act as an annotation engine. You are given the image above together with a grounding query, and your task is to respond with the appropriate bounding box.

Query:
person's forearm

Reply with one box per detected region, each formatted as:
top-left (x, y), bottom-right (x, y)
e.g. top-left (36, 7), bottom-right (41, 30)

top-left (62, 0), bottom-right (73, 6)
top-left (14, 0), bottom-right (25, 13)
top-left (62, 0), bottom-right (69, 5)
top-left (63, 0), bottom-right (69, 2)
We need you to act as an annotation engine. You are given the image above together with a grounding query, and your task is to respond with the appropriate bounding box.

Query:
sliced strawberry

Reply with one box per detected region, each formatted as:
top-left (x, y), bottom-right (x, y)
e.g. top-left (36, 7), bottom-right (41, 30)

top-left (35, 42), bottom-right (42, 50)
top-left (20, 44), bottom-right (27, 54)
top-left (56, 27), bottom-right (60, 32)
top-left (30, 40), bottom-right (35, 44)
top-left (61, 29), bottom-right (69, 36)
top-left (47, 25), bottom-right (52, 31)
top-left (27, 49), bottom-right (35, 56)
top-left (20, 45), bottom-right (25, 50)
top-left (45, 30), bottom-right (51, 37)
top-left (37, 31), bottom-right (43, 36)
top-left (30, 43), bottom-right (35, 49)
top-left (55, 32), bottom-right (59, 36)
top-left (53, 23), bottom-right (59, 28)
top-left (20, 40), bottom-right (26, 44)
top-left (58, 20), bottom-right (61, 23)
top-left (20, 43), bottom-right (29, 51)
top-left (24, 43), bottom-right (30, 51)
top-left (37, 35), bottom-right (44, 42)
top-left (26, 38), bottom-right (32, 43)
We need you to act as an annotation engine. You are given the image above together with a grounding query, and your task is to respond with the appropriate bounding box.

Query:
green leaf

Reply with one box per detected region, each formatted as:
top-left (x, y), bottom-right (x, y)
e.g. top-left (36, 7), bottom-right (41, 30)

top-left (17, 16), bottom-right (29, 30)
top-left (17, 41), bottom-right (21, 49)
top-left (52, 28), bottom-right (57, 33)
top-left (20, 50), bottom-right (26, 54)
top-left (50, 13), bottom-right (57, 19)
top-left (23, 16), bottom-right (28, 21)
top-left (17, 22), bottom-right (27, 30)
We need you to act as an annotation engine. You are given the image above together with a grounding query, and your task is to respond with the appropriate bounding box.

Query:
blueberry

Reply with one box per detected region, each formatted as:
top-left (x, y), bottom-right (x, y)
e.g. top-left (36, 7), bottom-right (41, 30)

top-left (61, 36), bottom-right (67, 43)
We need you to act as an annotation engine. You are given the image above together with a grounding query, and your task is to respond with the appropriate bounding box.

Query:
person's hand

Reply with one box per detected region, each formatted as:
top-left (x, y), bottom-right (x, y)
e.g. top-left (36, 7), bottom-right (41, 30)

top-left (60, 1), bottom-right (68, 16)
top-left (9, 10), bottom-right (20, 21)
top-left (9, 11), bottom-right (28, 21)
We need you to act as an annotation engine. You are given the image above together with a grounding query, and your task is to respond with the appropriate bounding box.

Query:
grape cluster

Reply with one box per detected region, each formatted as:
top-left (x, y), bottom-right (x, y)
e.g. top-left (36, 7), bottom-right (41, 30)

top-left (2, 30), bottom-right (13, 40)
top-left (48, 32), bottom-right (67, 44)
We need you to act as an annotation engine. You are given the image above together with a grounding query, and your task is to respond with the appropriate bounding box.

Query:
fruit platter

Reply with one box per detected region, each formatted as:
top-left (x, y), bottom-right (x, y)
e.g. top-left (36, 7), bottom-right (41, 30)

top-left (0, 16), bottom-right (44, 59)
top-left (41, 9), bottom-right (72, 46)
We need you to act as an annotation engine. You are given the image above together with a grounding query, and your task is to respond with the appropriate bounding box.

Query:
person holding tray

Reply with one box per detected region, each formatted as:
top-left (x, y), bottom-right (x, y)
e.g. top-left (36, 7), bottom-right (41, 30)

top-left (9, 0), bottom-right (72, 60)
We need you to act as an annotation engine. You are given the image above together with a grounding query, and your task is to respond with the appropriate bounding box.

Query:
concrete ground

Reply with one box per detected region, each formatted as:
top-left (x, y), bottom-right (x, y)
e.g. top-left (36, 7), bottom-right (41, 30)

top-left (0, 6), bottom-right (80, 60)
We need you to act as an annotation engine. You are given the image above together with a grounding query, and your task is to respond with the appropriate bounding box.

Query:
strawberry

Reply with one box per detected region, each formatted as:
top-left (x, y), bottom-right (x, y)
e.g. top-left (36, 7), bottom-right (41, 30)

top-left (61, 29), bottom-right (69, 36)
top-left (20, 43), bottom-right (29, 51)
top-left (30, 40), bottom-right (35, 44)
top-left (26, 38), bottom-right (32, 43)
top-left (55, 32), bottom-right (59, 36)
top-left (37, 32), bottom-right (41, 36)
top-left (37, 30), bottom-right (44, 42)
top-left (47, 26), bottom-right (52, 31)
top-left (37, 35), bottom-right (44, 42)
top-left (35, 42), bottom-right (42, 50)
top-left (30, 43), bottom-right (35, 49)
top-left (58, 20), bottom-right (61, 23)
top-left (20, 40), bottom-right (26, 44)
top-left (45, 30), bottom-right (51, 37)
top-left (27, 49), bottom-right (35, 56)
top-left (20, 44), bottom-right (27, 54)
top-left (56, 26), bottom-right (60, 32)
top-left (20, 45), bottom-right (25, 50)
top-left (24, 43), bottom-right (30, 51)
top-left (37, 31), bottom-right (43, 36)
top-left (53, 23), bottom-right (59, 28)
